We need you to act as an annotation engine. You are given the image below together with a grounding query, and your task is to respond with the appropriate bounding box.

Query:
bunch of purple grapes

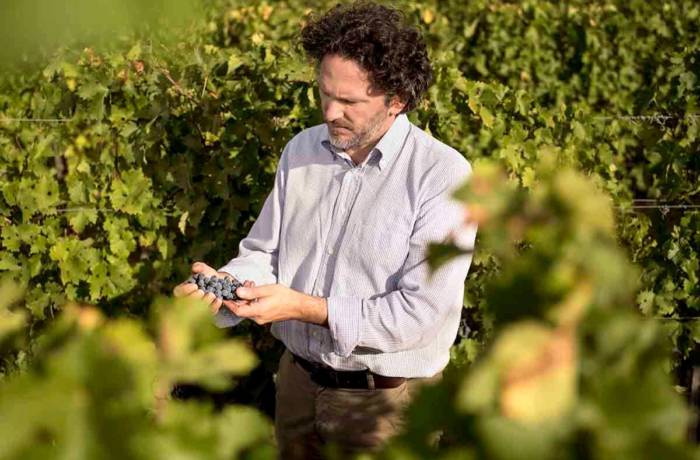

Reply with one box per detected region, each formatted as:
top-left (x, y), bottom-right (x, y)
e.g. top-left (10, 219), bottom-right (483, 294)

top-left (186, 273), bottom-right (244, 301)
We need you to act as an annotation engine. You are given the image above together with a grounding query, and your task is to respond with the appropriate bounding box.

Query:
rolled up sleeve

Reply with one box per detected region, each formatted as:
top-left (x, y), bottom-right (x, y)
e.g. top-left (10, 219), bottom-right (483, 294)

top-left (326, 161), bottom-right (477, 356)
top-left (326, 296), bottom-right (363, 357)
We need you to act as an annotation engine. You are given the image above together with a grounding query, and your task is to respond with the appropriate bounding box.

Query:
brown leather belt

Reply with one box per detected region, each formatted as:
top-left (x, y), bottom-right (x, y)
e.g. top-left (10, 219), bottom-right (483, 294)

top-left (291, 352), bottom-right (406, 390)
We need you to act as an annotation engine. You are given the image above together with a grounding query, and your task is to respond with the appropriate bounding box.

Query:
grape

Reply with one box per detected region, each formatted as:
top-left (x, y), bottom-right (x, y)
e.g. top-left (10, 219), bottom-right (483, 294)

top-left (184, 273), bottom-right (245, 301)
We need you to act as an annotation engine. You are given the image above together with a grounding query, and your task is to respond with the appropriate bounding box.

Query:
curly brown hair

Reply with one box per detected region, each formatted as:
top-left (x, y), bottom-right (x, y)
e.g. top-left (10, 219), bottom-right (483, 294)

top-left (299, 1), bottom-right (433, 113)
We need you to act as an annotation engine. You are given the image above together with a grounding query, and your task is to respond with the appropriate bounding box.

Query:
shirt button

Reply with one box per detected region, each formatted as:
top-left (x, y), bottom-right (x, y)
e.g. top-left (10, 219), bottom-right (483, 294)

top-left (326, 247), bottom-right (334, 255)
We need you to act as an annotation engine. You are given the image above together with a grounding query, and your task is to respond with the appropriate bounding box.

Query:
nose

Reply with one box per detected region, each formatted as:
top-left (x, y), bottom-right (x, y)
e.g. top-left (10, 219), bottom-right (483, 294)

top-left (323, 99), bottom-right (343, 123)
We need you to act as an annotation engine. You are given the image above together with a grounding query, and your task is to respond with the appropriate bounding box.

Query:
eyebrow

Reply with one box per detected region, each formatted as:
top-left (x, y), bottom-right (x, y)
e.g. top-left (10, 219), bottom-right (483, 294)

top-left (317, 82), bottom-right (367, 104)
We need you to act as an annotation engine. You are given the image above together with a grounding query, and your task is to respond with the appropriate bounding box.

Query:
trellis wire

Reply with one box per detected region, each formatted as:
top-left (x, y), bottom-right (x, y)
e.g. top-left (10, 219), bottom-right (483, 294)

top-left (1, 112), bottom-right (698, 124)
top-left (614, 200), bottom-right (700, 217)
top-left (654, 317), bottom-right (700, 321)
top-left (594, 113), bottom-right (700, 127)
top-left (50, 207), bottom-right (117, 213)
top-left (0, 117), bottom-right (74, 123)
top-left (626, 205), bottom-right (700, 209)
top-left (2, 205), bottom-right (178, 217)
top-left (1, 200), bottom-right (694, 217)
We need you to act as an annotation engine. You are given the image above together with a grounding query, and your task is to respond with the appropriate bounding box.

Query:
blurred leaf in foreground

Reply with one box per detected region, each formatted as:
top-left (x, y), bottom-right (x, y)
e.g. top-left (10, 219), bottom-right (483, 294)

top-left (0, 290), bottom-right (271, 459)
top-left (398, 159), bottom-right (698, 459)
top-left (0, 0), bottom-right (200, 68)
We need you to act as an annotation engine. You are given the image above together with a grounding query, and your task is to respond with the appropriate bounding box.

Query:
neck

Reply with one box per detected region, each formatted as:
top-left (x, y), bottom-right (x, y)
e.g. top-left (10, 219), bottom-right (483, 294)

top-left (346, 143), bottom-right (375, 166)
top-left (346, 114), bottom-right (397, 165)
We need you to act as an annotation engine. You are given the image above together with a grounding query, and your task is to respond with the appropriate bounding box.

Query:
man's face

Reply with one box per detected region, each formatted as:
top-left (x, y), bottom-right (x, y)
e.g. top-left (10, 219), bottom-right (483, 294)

top-left (317, 54), bottom-right (398, 152)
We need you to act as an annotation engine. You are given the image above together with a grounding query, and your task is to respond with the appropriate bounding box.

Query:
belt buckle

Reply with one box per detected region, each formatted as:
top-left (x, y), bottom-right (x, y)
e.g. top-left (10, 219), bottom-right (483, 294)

top-left (366, 372), bottom-right (375, 390)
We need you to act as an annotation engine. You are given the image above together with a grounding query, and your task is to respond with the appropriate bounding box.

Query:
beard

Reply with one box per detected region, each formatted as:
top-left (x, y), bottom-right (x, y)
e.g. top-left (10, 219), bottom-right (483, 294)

top-left (327, 110), bottom-right (388, 151)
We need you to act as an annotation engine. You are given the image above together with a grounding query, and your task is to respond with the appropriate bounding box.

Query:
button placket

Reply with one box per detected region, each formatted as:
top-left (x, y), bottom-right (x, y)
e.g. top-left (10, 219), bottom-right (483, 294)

top-left (324, 170), bottom-right (352, 257)
top-left (311, 168), bottom-right (351, 341)
top-left (310, 166), bottom-right (367, 358)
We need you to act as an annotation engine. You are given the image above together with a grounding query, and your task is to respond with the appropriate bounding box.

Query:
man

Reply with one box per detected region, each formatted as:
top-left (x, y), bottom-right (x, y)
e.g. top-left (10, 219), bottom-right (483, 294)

top-left (173, 2), bottom-right (477, 457)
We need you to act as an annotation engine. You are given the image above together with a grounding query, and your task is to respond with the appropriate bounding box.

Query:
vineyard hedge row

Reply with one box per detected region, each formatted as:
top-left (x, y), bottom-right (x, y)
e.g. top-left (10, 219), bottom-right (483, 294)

top-left (2, 158), bottom-right (696, 458)
top-left (0, 0), bottom-right (698, 402)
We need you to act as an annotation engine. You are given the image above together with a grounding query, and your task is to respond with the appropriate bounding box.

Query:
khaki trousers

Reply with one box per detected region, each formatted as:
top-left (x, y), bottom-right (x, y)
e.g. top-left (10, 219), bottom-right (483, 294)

top-left (274, 349), bottom-right (441, 459)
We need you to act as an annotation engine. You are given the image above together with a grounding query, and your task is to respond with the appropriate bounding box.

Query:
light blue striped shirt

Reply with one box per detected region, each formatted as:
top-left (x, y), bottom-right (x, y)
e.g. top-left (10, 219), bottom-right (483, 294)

top-left (215, 114), bottom-right (477, 378)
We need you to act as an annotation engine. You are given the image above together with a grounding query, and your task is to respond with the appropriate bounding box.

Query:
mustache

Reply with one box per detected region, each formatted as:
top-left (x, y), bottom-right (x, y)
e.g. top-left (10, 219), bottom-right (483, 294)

top-left (327, 122), bottom-right (352, 130)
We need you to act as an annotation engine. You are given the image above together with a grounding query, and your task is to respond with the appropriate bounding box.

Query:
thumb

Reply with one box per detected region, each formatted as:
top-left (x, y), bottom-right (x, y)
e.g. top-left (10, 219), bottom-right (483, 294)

top-left (236, 286), bottom-right (261, 300)
top-left (236, 284), bottom-right (273, 300)
top-left (191, 261), bottom-right (217, 276)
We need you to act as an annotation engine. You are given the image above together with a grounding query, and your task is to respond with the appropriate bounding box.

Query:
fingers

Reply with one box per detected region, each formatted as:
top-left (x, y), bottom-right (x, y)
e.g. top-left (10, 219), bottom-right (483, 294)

top-left (216, 271), bottom-right (236, 281)
top-left (192, 291), bottom-right (218, 311)
top-left (191, 261), bottom-right (217, 276)
top-left (235, 284), bottom-right (272, 301)
top-left (173, 282), bottom-right (218, 303)
top-left (223, 299), bottom-right (255, 317)
top-left (228, 281), bottom-right (257, 305)
top-left (223, 297), bottom-right (271, 325)
top-left (222, 299), bottom-right (237, 313)
top-left (189, 289), bottom-right (206, 300)
top-left (173, 282), bottom-right (198, 297)
top-left (236, 283), bottom-right (252, 303)
top-left (175, 266), bottom-right (259, 317)
top-left (210, 297), bottom-right (223, 314)
top-left (178, 287), bottom-right (225, 314)
top-left (203, 291), bottom-right (217, 305)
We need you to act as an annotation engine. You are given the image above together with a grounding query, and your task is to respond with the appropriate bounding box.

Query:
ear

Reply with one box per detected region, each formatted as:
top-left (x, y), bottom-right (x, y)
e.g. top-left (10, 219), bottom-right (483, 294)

top-left (387, 95), bottom-right (406, 116)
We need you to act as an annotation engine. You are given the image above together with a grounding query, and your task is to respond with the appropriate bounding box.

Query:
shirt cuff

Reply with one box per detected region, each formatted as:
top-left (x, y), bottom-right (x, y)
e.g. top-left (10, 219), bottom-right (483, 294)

top-left (216, 265), bottom-right (256, 283)
top-left (326, 296), bottom-right (363, 358)
top-left (213, 307), bottom-right (244, 328)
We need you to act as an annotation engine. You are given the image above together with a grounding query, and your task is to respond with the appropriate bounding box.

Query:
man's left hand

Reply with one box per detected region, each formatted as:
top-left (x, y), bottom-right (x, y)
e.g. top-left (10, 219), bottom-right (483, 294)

top-left (223, 284), bottom-right (328, 327)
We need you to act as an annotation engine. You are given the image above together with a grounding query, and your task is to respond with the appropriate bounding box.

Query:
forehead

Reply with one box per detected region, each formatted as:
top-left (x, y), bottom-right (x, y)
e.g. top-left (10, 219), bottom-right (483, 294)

top-left (317, 54), bottom-right (380, 97)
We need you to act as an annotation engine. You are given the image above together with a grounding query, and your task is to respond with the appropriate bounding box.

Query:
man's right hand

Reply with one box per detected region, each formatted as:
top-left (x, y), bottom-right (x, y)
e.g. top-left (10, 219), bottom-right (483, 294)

top-left (172, 261), bottom-right (255, 314)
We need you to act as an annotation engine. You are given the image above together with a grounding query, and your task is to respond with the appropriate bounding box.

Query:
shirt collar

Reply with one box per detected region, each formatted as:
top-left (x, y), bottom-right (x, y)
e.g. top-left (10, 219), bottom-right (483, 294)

top-left (320, 114), bottom-right (410, 172)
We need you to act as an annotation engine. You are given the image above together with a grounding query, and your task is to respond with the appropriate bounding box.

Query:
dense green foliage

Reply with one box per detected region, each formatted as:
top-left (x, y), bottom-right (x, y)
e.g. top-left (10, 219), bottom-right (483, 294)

top-left (0, 282), bottom-right (274, 459)
top-left (420, 0), bottom-right (700, 375)
top-left (0, 0), bottom-right (699, 457)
